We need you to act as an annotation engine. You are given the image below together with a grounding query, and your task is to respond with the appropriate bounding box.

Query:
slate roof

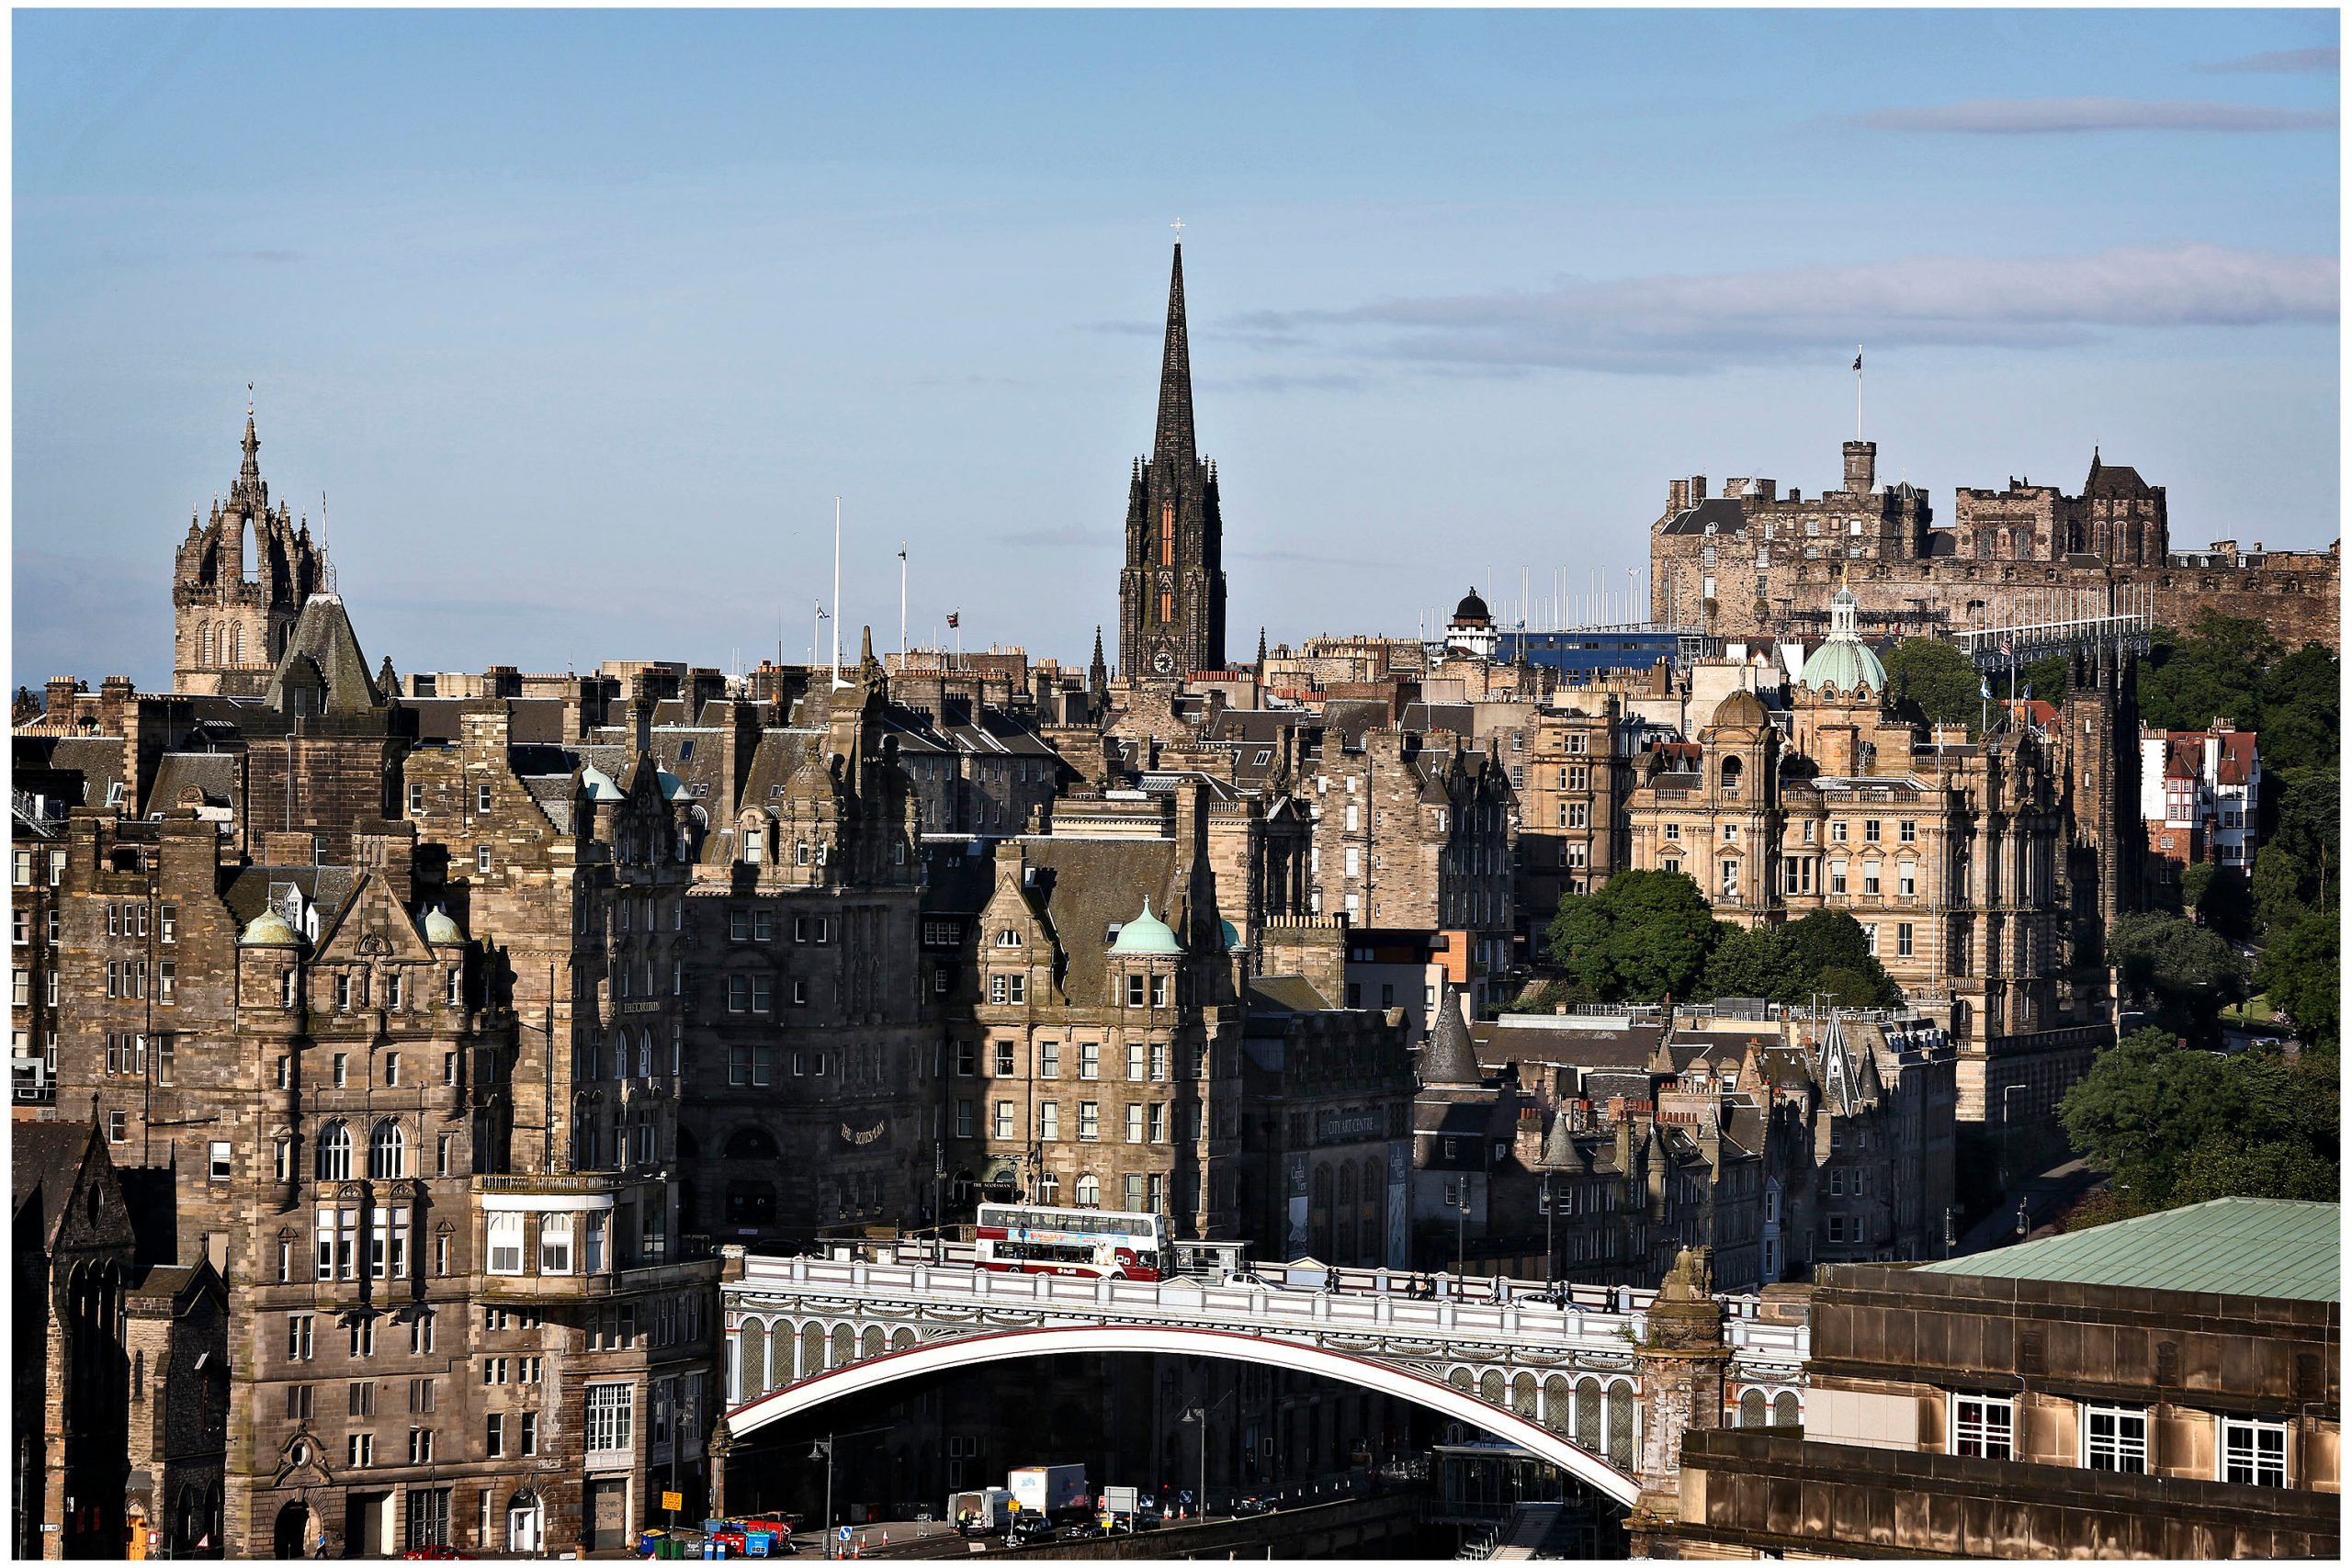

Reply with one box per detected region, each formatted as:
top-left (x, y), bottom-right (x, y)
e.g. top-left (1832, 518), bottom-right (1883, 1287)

top-left (1322, 700), bottom-right (1390, 750)
top-left (219, 865), bottom-right (360, 928)
top-left (1021, 836), bottom-right (1190, 999)
top-left (2083, 455), bottom-right (2156, 499)
top-left (1401, 703), bottom-right (1474, 739)
top-left (149, 751), bottom-right (239, 811)
top-left (1248, 975), bottom-right (1335, 1014)
top-left (2215, 729), bottom-right (2258, 786)
top-left (13, 1122), bottom-right (96, 1241)
top-left (1657, 498), bottom-right (1747, 536)
top-left (264, 593), bottom-right (381, 714)
top-left (1914, 1198), bottom-right (2338, 1303)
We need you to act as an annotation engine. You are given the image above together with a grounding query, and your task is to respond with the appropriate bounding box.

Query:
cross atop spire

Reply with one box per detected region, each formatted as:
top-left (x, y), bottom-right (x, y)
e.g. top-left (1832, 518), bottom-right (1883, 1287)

top-left (1153, 240), bottom-right (1197, 468)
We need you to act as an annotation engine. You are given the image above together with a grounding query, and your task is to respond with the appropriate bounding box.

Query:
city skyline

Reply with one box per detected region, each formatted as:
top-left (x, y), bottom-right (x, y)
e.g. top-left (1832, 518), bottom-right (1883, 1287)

top-left (15, 6), bottom-right (2340, 690)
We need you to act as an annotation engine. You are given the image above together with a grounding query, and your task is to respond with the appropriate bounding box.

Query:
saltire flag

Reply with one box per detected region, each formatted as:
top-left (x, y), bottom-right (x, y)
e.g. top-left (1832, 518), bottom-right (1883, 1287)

top-left (1852, 349), bottom-right (1863, 372)
top-left (946, 611), bottom-right (960, 628)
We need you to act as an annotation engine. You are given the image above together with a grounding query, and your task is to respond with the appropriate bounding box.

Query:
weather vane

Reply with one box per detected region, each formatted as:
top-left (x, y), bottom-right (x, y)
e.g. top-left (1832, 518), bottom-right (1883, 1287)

top-left (1170, 219), bottom-right (1184, 243)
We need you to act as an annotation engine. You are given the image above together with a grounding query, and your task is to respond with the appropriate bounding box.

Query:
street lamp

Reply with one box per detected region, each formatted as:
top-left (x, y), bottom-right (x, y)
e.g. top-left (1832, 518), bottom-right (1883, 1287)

top-left (1180, 1389), bottom-right (1238, 1517)
top-left (809, 1438), bottom-right (837, 1561)
top-left (1999, 1083), bottom-right (2025, 1191)
top-left (1541, 1170), bottom-right (1555, 1290)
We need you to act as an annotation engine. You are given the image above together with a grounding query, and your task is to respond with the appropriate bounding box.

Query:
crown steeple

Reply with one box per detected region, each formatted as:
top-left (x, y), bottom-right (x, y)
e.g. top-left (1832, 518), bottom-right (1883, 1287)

top-left (1153, 242), bottom-right (1197, 469)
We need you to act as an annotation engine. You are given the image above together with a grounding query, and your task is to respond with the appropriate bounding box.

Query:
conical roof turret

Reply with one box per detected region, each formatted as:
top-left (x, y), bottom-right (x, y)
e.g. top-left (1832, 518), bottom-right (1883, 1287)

top-left (1418, 984), bottom-right (1482, 1087)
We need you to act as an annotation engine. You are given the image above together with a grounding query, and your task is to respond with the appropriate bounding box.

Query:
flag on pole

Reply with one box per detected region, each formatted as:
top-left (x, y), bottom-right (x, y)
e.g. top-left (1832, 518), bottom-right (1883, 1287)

top-left (1852, 349), bottom-right (1863, 372)
top-left (946, 611), bottom-right (960, 628)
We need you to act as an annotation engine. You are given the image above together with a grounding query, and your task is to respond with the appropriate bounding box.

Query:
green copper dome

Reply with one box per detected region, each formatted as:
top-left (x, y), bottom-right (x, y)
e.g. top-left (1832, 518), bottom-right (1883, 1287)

top-left (580, 766), bottom-right (624, 802)
top-left (1111, 897), bottom-right (1182, 957)
top-left (421, 907), bottom-right (463, 944)
top-left (1799, 584), bottom-right (1887, 696)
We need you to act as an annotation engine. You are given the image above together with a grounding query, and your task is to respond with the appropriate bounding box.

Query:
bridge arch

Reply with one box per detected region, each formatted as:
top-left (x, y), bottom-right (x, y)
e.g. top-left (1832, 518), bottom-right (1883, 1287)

top-left (723, 1323), bottom-right (1640, 1507)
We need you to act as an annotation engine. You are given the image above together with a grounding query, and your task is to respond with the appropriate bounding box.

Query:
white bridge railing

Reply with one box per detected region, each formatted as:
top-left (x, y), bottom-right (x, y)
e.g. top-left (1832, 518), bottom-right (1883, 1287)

top-left (724, 1254), bottom-right (1808, 1365)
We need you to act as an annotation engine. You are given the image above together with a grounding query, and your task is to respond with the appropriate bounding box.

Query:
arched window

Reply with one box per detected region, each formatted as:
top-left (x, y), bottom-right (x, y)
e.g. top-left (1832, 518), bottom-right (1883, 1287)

top-left (1075, 1174), bottom-right (1101, 1208)
top-left (1720, 753), bottom-right (1743, 795)
top-left (1738, 1388), bottom-right (1766, 1427)
top-left (230, 624), bottom-right (244, 665)
top-left (1772, 1391), bottom-right (1800, 1428)
top-left (1575, 1381), bottom-right (1601, 1450)
top-left (1544, 1375), bottom-right (1572, 1433)
top-left (1606, 1381), bottom-right (1635, 1468)
top-left (1478, 1370), bottom-right (1505, 1406)
top-left (861, 1326), bottom-right (885, 1361)
top-left (316, 1121), bottom-right (352, 1181)
top-left (538, 1213), bottom-right (572, 1275)
top-left (369, 1120), bottom-right (405, 1179)
top-left (199, 624), bottom-right (215, 665)
top-left (1512, 1373), bottom-right (1538, 1419)
top-left (740, 1320), bottom-right (769, 1400)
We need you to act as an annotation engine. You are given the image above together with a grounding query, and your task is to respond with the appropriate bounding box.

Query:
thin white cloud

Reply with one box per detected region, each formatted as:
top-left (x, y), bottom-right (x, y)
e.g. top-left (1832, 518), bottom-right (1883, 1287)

top-left (1235, 244), bottom-right (2337, 375)
top-left (1855, 96), bottom-right (2335, 133)
top-left (2199, 46), bottom-right (2340, 74)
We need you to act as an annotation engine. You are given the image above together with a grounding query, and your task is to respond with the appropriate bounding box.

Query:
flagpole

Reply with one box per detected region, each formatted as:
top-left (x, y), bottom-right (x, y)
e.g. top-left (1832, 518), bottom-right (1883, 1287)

top-left (831, 497), bottom-right (844, 687)
top-left (899, 543), bottom-right (909, 660)
top-left (1855, 344), bottom-right (1864, 441)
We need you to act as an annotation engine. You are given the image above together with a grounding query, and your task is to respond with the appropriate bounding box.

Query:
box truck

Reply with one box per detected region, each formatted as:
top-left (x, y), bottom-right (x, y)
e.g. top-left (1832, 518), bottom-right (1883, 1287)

top-left (1006, 1465), bottom-right (1089, 1519)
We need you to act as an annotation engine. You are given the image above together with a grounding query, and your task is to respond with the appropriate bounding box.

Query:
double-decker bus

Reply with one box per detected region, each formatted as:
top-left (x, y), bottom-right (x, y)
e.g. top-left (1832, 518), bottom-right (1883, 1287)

top-left (973, 1203), bottom-right (1168, 1280)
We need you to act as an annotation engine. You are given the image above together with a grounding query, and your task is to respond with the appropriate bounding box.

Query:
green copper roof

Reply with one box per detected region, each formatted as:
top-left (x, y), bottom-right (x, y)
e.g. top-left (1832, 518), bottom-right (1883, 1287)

top-left (1110, 897), bottom-right (1182, 956)
top-left (1914, 1198), bottom-right (2339, 1303)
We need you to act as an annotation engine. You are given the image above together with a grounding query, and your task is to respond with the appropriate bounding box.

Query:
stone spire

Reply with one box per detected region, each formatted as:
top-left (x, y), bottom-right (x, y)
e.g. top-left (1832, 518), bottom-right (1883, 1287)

top-left (237, 398), bottom-right (262, 498)
top-left (1256, 626), bottom-right (1267, 668)
top-left (1417, 983), bottom-right (1482, 1088)
top-left (1088, 626), bottom-right (1108, 704)
top-left (1153, 242), bottom-right (1197, 469)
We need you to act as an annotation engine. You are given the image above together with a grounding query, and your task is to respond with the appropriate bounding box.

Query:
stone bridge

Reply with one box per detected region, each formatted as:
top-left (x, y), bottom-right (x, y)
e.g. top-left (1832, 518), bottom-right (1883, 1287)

top-left (712, 1250), bottom-right (1809, 1511)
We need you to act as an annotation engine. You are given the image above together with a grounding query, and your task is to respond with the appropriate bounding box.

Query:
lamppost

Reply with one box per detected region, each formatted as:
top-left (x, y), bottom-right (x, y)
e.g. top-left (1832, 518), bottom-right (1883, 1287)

top-left (809, 1436), bottom-right (837, 1561)
top-left (1541, 1170), bottom-right (1555, 1290)
top-left (1180, 1389), bottom-right (1238, 1517)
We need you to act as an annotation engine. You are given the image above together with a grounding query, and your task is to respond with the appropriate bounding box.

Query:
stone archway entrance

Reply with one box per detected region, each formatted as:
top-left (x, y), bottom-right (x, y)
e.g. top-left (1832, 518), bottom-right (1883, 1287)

top-left (271, 1503), bottom-right (314, 1560)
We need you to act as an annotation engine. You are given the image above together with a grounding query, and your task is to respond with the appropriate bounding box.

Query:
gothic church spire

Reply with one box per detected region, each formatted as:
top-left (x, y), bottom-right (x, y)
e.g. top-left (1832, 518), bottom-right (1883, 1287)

top-left (1153, 242), bottom-right (1197, 468)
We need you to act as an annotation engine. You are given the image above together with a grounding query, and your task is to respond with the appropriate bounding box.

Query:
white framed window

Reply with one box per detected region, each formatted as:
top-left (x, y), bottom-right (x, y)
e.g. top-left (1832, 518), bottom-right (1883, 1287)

top-left (540, 1213), bottom-right (573, 1275)
top-left (476, 845), bottom-right (492, 874)
top-left (1079, 1102), bottom-right (1100, 1142)
top-left (208, 1140), bottom-right (232, 1180)
top-left (487, 1212), bottom-right (526, 1275)
top-left (1126, 1103), bottom-right (1146, 1144)
top-left (2221, 1416), bottom-right (2287, 1487)
top-left (585, 1383), bottom-right (633, 1452)
top-left (1951, 1393), bottom-right (2014, 1460)
top-left (1039, 1101), bottom-right (1059, 1142)
top-left (2082, 1404), bottom-right (2149, 1473)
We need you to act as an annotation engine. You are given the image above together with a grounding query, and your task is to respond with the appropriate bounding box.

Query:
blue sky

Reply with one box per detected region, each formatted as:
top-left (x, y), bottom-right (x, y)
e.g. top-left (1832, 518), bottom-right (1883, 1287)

top-left (14, 7), bottom-right (2339, 689)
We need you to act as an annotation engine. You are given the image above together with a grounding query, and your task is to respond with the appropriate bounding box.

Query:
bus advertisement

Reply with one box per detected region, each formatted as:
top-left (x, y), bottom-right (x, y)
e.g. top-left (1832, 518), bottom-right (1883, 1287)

top-left (972, 1203), bottom-right (1168, 1280)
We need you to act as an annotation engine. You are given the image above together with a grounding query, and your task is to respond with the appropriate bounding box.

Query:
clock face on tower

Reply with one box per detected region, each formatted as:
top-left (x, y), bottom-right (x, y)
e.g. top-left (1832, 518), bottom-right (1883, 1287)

top-left (1151, 647), bottom-right (1175, 674)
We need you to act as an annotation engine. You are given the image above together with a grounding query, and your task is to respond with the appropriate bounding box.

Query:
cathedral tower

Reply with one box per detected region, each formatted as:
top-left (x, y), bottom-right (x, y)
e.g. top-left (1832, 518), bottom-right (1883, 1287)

top-left (172, 406), bottom-right (327, 695)
top-left (1118, 243), bottom-right (1227, 681)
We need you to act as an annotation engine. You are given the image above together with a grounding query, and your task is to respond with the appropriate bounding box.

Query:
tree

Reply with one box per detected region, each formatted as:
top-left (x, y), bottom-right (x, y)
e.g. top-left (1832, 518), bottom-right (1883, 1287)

top-left (1883, 639), bottom-right (1985, 738)
top-left (2254, 909), bottom-right (2338, 1051)
top-left (1546, 869), bottom-right (1718, 1004)
top-left (2106, 911), bottom-right (2247, 1038)
top-left (2249, 844), bottom-right (2307, 939)
top-left (1812, 965), bottom-right (1884, 1010)
top-left (1697, 926), bottom-right (1799, 1004)
top-left (2059, 1029), bottom-right (2339, 1224)
top-left (1784, 912), bottom-right (1901, 1006)
top-left (2185, 863), bottom-right (2253, 942)
top-left (2272, 767), bottom-right (2338, 913)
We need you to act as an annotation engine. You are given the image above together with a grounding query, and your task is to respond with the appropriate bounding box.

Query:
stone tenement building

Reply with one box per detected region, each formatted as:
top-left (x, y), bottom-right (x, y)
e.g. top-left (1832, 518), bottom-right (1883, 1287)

top-left (1118, 241), bottom-right (1230, 682)
top-left (1622, 589), bottom-right (2095, 1138)
top-left (918, 785), bottom-right (1249, 1234)
top-left (173, 412), bottom-right (330, 694)
top-left (1651, 438), bottom-right (2340, 650)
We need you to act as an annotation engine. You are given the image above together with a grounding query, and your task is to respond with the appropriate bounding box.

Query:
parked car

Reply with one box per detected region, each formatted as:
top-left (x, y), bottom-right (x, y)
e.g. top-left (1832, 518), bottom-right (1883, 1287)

top-left (1231, 1495), bottom-right (1274, 1517)
top-left (1056, 1522), bottom-right (1098, 1541)
top-left (400, 1549), bottom-right (476, 1562)
top-left (1009, 1516), bottom-right (1057, 1546)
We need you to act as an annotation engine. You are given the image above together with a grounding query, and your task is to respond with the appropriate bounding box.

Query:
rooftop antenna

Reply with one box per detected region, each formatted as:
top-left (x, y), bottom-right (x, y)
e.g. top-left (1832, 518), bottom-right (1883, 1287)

top-left (319, 490), bottom-right (338, 594)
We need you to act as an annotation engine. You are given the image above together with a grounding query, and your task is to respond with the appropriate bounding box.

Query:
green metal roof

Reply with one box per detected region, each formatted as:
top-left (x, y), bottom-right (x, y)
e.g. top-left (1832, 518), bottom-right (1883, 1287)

top-left (1915, 1198), bottom-right (2339, 1303)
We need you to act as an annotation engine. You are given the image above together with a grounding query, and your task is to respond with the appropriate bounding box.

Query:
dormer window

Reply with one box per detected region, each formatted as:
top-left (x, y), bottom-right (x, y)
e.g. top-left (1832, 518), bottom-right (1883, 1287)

top-left (742, 829), bottom-right (763, 865)
top-left (994, 930), bottom-right (1022, 948)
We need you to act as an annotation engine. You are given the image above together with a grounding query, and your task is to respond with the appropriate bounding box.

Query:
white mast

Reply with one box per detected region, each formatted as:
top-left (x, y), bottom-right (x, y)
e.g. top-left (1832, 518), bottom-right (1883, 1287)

top-left (831, 496), bottom-right (846, 688)
top-left (898, 542), bottom-right (909, 660)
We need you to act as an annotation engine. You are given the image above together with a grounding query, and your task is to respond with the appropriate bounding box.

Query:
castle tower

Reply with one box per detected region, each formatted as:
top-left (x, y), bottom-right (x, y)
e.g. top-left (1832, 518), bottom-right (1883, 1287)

top-left (172, 405), bottom-right (326, 695)
top-left (1118, 243), bottom-right (1227, 682)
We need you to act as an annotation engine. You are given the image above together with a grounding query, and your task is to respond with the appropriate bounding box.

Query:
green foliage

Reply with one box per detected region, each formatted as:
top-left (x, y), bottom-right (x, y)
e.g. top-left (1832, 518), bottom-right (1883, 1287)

top-left (1696, 925), bottom-right (1796, 1003)
top-left (1784, 912), bottom-right (1901, 1005)
top-left (2271, 767), bottom-right (2339, 914)
top-left (1500, 977), bottom-right (1595, 1015)
top-left (1545, 869), bottom-right (1719, 1005)
top-left (2058, 1028), bottom-right (2340, 1220)
top-left (2106, 911), bottom-right (2247, 1038)
top-left (2186, 863), bottom-right (2254, 942)
top-left (2250, 844), bottom-right (2308, 938)
top-left (2254, 909), bottom-right (2339, 1051)
top-left (1883, 638), bottom-right (1985, 739)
